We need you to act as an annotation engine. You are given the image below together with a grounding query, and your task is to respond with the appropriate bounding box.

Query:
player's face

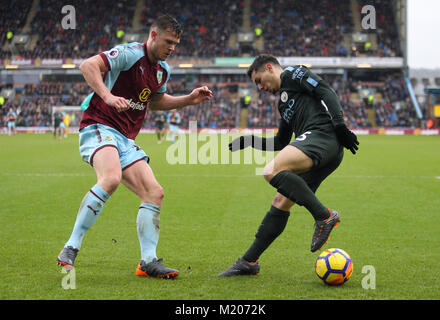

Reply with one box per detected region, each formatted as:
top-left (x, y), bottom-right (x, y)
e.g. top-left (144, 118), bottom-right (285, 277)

top-left (251, 65), bottom-right (281, 94)
top-left (151, 28), bottom-right (180, 61)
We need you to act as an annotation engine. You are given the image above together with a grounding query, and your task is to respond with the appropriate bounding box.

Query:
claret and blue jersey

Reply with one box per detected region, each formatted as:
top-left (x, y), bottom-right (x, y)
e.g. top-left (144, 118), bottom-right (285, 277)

top-left (80, 42), bottom-right (171, 139)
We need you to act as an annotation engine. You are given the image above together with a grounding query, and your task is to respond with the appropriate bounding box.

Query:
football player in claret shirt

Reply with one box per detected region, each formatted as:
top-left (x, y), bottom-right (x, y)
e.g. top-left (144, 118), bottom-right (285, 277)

top-left (6, 108), bottom-right (17, 137)
top-left (220, 54), bottom-right (359, 276)
top-left (166, 109), bottom-right (181, 143)
top-left (57, 15), bottom-right (213, 278)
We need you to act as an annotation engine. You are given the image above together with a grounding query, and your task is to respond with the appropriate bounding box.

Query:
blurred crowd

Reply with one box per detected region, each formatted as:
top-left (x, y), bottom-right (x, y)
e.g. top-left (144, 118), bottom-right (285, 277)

top-left (1, 0), bottom-right (417, 130)
top-left (0, 1), bottom-right (30, 49)
top-left (245, 72), bottom-right (417, 129)
top-left (1, 0), bottom-right (402, 59)
top-left (0, 82), bottom-right (90, 127)
top-left (2, 0), bottom-right (135, 60)
top-left (1, 72), bottom-right (419, 130)
top-left (251, 0), bottom-right (353, 57)
top-left (359, 0), bottom-right (402, 57)
top-left (140, 0), bottom-right (244, 57)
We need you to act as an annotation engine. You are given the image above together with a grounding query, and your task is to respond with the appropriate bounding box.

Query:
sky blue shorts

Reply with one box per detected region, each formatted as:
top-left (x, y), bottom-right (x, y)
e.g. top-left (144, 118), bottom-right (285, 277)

top-left (79, 124), bottom-right (149, 169)
top-left (169, 124), bottom-right (179, 132)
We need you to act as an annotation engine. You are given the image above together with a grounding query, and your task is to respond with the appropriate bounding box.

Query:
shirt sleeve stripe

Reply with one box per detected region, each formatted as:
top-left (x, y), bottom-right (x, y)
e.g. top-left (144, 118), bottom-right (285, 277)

top-left (99, 52), bottom-right (111, 71)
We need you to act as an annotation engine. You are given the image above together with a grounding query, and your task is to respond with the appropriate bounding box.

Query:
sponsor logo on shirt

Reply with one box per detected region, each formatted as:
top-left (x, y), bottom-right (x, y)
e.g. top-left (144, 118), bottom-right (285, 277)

top-left (139, 87), bottom-right (151, 102)
top-left (127, 98), bottom-right (146, 111)
top-left (281, 98), bottom-right (295, 122)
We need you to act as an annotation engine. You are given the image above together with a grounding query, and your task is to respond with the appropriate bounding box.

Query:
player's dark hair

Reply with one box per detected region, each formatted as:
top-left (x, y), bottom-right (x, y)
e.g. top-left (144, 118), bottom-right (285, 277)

top-left (151, 14), bottom-right (182, 38)
top-left (247, 54), bottom-right (281, 79)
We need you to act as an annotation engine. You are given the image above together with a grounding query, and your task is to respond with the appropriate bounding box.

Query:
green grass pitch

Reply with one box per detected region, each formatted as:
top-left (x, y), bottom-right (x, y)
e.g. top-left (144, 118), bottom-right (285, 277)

top-left (0, 133), bottom-right (439, 300)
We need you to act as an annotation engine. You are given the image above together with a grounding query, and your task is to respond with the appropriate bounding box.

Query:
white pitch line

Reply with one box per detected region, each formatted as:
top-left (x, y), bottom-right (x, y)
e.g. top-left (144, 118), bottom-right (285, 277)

top-left (2, 173), bottom-right (440, 179)
top-left (1, 172), bottom-right (92, 177)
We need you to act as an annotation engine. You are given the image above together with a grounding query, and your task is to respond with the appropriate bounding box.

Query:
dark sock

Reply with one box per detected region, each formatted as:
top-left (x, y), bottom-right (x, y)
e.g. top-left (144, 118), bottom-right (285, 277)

top-left (243, 206), bottom-right (290, 262)
top-left (270, 170), bottom-right (330, 221)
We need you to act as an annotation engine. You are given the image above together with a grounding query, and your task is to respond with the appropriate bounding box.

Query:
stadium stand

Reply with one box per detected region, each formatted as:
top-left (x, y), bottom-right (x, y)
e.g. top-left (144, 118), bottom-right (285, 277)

top-left (250, 0), bottom-right (353, 57)
top-left (139, 0), bottom-right (244, 57)
top-left (358, 0), bottom-right (403, 57)
top-left (1, 0), bottom-right (403, 60)
top-left (0, 1), bottom-right (31, 54)
top-left (0, 0), bottom-right (429, 131)
top-left (15, 0), bottom-right (136, 60)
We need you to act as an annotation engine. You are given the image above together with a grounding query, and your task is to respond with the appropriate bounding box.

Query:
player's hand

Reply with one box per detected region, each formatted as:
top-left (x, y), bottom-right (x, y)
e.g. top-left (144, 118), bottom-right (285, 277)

top-left (334, 124), bottom-right (359, 154)
top-left (188, 86), bottom-right (213, 105)
top-left (103, 94), bottom-right (130, 112)
top-left (229, 135), bottom-right (253, 152)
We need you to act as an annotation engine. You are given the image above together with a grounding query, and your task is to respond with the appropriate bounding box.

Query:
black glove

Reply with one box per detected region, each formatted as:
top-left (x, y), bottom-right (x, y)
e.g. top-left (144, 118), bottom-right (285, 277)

top-left (229, 135), bottom-right (253, 151)
top-left (334, 124), bottom-right (359, 154)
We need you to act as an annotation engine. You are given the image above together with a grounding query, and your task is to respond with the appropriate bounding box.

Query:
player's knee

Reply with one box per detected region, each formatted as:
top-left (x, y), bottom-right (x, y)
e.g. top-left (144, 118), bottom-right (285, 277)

top-left (263, 162), bottom-right (279, 183)
top-left (271, 193), bottom-right (294, 211)
top-left (141, 184), bottom-right (164, 205)
top-left (154, 185), bottom-right (165, 202)
top-left (99, 173), bottom-right (121, 194)
top-left (271, 193), bottom-right (285, 207)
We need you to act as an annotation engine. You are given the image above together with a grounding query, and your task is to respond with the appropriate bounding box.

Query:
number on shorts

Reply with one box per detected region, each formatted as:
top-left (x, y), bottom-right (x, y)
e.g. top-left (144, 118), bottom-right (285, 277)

top-left (296, 131), bottom-right (312, 141)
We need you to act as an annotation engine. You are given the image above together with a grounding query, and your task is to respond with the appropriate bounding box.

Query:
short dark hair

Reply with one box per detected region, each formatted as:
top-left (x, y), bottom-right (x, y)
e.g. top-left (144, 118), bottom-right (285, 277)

top-left (247, 54), bottom-right (281, 79)
top-left (150, 14), bottom-right (182, 38)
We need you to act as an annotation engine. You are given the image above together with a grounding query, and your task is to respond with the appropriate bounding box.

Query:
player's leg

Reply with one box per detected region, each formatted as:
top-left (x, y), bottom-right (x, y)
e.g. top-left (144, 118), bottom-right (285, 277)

top-left (121, 160), bottom-right (178, 278)
top-left (220, 142), bottom-right (340, 275)
top-left (167, 124), bottom-right (176, 142)
top-left (219, 193), bottom-right (294, 276)
top-left (62, 146), bottom-right (119, 246)
top-left (59, 124), bottom-right (64, 140)
top-left (58, 139), bottom-right (121, 268)
top-left (263, 145), bottom-right (331, 221)
top-left (264, 144), bottom-right (342, 252)
top-left (243, 193), bottom-right (294, 261)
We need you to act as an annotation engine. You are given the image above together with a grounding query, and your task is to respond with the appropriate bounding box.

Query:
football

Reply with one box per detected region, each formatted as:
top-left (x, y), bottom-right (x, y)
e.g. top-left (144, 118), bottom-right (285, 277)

top-left (315, 248), bottom-right (353, 286)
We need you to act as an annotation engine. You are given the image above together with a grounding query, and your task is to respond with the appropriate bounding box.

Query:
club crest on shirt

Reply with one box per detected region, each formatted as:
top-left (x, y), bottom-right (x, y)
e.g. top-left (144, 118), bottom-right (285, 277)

top-left (281, 91), bottom-right (288, 103)
top-left (108, 48), bottom-right (119, 59)
top-left (157, 70), bottom-right (163, 83)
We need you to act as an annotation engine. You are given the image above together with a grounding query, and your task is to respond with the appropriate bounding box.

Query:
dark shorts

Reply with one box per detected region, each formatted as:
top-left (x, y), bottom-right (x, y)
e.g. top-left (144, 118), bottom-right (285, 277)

top-left (155, 122), bottom-right (164, 130)
top-left (290, 127), bottom-right (344, 192)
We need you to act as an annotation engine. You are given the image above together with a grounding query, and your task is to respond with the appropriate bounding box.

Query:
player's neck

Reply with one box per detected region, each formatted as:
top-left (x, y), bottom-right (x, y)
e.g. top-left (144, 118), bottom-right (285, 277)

top-left (145, 42), bottom-right (158, 64)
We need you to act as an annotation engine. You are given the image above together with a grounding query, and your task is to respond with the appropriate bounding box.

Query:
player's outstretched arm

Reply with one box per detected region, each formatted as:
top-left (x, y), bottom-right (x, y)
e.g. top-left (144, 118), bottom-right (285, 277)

top-left (229, 119), bottom-right (293, 152)
top-left (79, 55), bottom-right (130, 112)
top-left (149, 86), bottom-right (213, 111)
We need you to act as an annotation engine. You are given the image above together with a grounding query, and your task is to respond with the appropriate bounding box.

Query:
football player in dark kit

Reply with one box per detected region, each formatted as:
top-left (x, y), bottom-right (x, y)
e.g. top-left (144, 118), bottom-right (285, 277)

top-left (154, 111), bottom-right (167, 143)
top-left (220, 54), bottom-right (359, 276)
